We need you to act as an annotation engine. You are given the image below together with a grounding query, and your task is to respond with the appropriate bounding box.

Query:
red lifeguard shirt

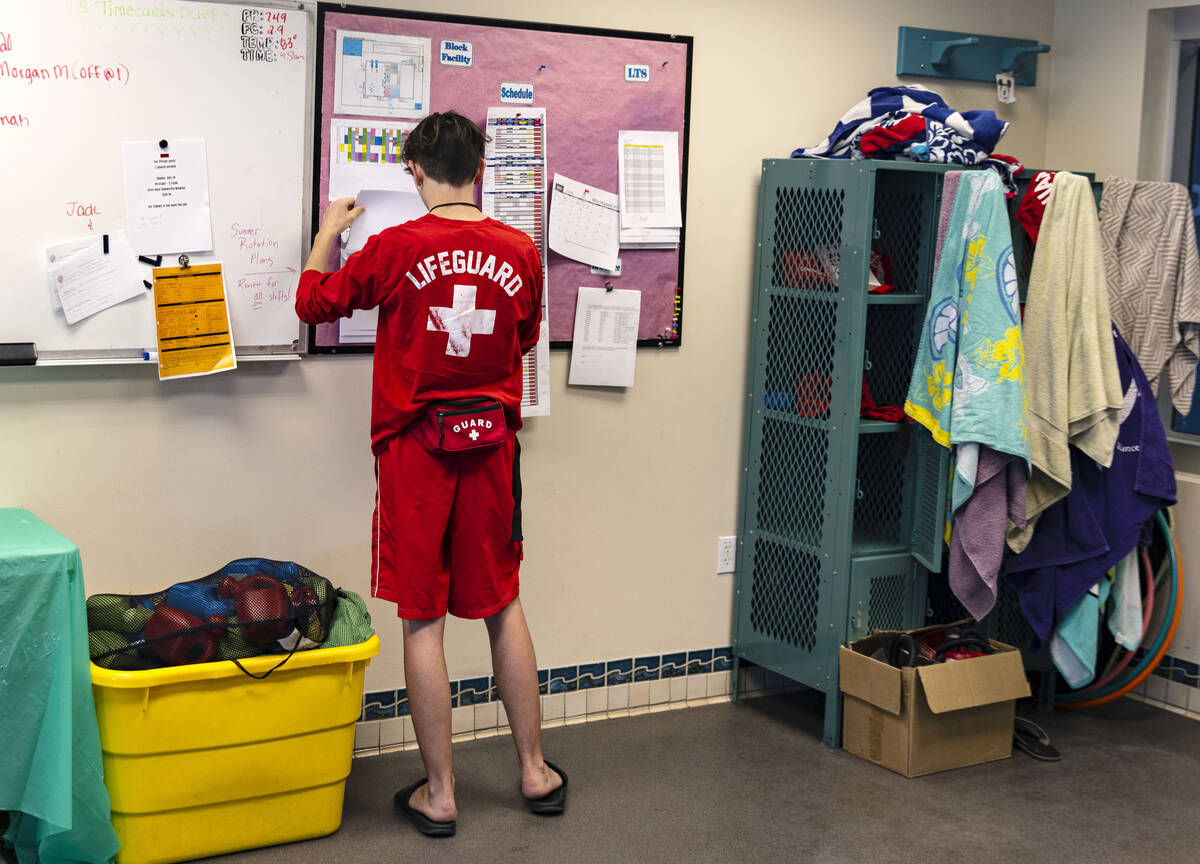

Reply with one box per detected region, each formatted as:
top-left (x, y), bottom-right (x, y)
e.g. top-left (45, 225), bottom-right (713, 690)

top-left (296, 213), bottom-right (543, 454)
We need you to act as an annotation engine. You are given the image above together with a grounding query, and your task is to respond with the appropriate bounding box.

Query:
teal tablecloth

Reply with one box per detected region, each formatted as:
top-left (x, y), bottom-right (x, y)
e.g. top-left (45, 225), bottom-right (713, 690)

top-left (0, 509), bottom-right (119, 863)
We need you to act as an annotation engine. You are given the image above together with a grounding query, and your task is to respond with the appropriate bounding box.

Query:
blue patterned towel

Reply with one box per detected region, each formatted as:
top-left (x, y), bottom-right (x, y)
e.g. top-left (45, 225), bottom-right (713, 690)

top-left (905, 171), bottom-right (1030, 504)
top-left (790, 85), bottom-right (1008, 161)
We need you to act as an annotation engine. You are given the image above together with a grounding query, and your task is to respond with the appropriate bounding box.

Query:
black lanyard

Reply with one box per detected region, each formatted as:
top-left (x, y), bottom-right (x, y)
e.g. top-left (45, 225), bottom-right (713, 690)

top-left (428, 202), bottom-right (481, 213)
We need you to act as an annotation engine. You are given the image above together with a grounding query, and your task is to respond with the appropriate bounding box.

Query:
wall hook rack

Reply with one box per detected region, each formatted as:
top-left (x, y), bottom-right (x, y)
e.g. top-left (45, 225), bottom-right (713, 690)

top-left (999, 43), bottom-right (1050, 72)
top-left (897, 26), bottom-right (1050, 87)
top-left (930, 36), bottom-right (978, 66)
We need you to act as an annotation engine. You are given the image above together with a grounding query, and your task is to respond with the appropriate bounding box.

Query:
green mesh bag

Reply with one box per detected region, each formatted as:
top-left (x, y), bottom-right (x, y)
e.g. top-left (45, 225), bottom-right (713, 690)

top-left (212, 616), bottom-right (260, 661)
top-left (322, 589), bottom-right (375, 648)
top-left (88, 630), bottom-right (130, 669)
top-left (86, 595), bottom-right (153, 634)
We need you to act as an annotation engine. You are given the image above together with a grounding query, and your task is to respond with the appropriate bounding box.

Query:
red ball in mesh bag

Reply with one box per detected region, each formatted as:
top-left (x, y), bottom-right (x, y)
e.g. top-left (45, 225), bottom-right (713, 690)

top-left (288, 584), bottom-right (322, 643)
top-left (289, 584), bottom-right (319, 613)
top-left (144, 605), bottom-right (217, 665)
top-left (217, 573), bottom-right (292, 645)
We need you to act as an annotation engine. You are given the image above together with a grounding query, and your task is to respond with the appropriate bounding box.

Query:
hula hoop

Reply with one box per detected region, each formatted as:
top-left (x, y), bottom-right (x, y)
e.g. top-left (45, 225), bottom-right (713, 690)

top-left (1056, 510), bottom-right (1182, 709)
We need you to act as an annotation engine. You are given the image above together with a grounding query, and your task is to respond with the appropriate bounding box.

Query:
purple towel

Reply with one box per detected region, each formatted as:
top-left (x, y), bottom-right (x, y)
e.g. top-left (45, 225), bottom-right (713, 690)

top-left (935, 172), bottom-right (964, 262)
top-left (948, 446), bottom-right (1027, 620)
top-left (1003, 326), bottom-right (1176, 644)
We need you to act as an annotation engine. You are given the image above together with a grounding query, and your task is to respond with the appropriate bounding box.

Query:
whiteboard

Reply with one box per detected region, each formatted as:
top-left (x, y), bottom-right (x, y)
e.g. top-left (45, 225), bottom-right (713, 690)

top-left (0, 0), bottom-right (315, 361)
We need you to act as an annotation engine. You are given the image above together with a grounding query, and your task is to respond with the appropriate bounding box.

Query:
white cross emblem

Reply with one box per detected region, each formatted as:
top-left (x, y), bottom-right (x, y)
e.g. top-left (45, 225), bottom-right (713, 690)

top-left (427, 284), bottom-right (496, 357)
top-left (469, 429), bottom-right (480, 441)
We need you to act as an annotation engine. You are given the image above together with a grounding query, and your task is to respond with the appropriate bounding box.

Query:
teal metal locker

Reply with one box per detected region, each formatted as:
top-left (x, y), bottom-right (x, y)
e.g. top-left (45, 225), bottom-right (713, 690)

top-left (732, 159), bottom-right (954, 748)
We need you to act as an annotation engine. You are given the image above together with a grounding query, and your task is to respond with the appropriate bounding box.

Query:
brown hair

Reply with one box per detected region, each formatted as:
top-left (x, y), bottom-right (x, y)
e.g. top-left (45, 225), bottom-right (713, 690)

top-left (401, 111), bottom-right (489, 186)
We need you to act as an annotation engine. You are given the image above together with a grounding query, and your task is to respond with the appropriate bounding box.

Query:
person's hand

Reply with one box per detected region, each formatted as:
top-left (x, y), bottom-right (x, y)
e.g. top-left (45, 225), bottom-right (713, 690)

top-left (318, 197), bottom-right (365, 238)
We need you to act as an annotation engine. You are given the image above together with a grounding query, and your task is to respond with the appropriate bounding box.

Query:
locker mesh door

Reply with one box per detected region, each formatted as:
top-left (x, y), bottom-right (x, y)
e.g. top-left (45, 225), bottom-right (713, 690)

top-left (848, 554), bottom-right (927, 642)
top-left (910, 431), bottom-right (949, 572)
top-left (735, 160), bottom-right (867, 689)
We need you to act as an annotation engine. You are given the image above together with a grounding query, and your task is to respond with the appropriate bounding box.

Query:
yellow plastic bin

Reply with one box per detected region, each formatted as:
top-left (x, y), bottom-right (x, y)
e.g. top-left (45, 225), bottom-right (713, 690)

top-left (90, 634), bottom-right (380, 864)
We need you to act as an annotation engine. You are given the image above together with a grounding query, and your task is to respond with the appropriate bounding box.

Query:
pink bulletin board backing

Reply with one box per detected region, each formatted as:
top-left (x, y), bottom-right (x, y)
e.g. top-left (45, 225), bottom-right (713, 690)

top-left (309, 5), bottom-right (691, 352)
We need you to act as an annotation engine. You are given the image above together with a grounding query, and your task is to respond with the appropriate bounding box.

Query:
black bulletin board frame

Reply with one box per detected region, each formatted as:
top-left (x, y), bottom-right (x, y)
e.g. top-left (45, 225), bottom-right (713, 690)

top-left (306, 3), bottom-right (692, 354)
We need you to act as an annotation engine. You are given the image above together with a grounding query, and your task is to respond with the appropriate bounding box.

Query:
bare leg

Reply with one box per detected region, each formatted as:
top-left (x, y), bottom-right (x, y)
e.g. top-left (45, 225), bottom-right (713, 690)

top-left (485, 598), bottom-right (562, 798)
top-left (402, 616), bottom-right (457, 821)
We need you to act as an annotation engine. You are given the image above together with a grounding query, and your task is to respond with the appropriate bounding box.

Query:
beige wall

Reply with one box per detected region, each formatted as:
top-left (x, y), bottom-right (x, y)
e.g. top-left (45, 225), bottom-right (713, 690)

top-left (1046, 0), bottom-right (1200, 179)
top-left (0, 0), bottom-right (1055, 692)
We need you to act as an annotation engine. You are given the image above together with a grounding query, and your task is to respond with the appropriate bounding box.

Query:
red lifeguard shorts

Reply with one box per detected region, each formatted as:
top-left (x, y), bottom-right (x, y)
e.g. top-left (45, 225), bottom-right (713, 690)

top-left (371, 427), bottom-right (522, 620)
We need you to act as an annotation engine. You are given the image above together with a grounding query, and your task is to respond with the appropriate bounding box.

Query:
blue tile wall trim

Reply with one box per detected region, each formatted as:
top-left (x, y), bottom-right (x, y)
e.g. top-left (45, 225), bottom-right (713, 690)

top-left (634, 656), bottom-right (660, 682)
top-left (713, 648), bottom-right (733, 672)
top-left (661, 652), bottom-right (687, 678)
top-left (1151, 654), bottom-right (1200, 688)
top-left (550, 666), bottom-right (578, 693)
top-left (687, 649), bottom-right (713, 675)
top-left (364, 690), bottom-right (395, 720)
top-left (460, 677), bottom-right (490, 705)
top-left (361, 645), bottom-right (744, 721)
top-left (359, 646), bottom-right (1196, 728)
top-left (606, 658), bottom-right (633, 685)
top-left (578, 662), bottom-right (605, 689)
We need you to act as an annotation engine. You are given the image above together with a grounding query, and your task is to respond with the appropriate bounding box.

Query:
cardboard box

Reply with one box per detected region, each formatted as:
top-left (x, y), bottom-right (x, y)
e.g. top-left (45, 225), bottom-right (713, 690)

top-left (839, 626), bottom-right (1032, 778)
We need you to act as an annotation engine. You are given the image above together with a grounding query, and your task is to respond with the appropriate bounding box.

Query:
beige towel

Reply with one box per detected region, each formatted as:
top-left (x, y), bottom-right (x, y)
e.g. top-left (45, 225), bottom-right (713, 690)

top-left (1008, 172), bottom-right (1123, 553)
top-left (1100, 178), bottom-right (1200, 415)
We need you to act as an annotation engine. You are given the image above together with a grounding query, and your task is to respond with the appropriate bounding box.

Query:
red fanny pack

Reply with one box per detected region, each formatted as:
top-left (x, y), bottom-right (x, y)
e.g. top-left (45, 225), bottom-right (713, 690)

top-left (411, 398), bottom-right (507, 453)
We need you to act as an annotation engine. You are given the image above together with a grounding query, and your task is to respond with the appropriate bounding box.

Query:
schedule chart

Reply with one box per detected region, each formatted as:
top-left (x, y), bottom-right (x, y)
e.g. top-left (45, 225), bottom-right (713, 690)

top-left (483, 106), bottom-right (550, 415)
top-left (483, 108), bottom-right (547, 258)
top-left (621, 143), bottom-right (667, 214)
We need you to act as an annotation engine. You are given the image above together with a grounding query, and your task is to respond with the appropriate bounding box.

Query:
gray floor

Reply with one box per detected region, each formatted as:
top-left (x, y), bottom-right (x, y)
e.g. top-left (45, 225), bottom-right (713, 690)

top-left (195, 692), bottom-right (1198, 863)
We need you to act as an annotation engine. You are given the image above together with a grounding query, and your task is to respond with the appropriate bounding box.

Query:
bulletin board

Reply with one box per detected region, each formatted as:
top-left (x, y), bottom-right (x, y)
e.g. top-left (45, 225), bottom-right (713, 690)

top-left (308, 4), bottom-right (692, 352)
top-left (0, 0), bottom-right (315, 363)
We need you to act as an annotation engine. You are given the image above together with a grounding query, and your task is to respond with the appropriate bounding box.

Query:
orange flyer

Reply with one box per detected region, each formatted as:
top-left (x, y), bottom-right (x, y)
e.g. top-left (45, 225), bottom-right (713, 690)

top-left (151, 263), bottom-right (237, 380)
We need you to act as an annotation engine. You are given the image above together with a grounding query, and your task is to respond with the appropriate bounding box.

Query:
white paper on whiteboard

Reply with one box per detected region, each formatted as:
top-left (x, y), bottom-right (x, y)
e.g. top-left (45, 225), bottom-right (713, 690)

top-left (121, 138), bottom-right (213, 255)
top-left (45, 236), bottom-right (102, 311)
top-left (49, 231), bottom-right (145, 325)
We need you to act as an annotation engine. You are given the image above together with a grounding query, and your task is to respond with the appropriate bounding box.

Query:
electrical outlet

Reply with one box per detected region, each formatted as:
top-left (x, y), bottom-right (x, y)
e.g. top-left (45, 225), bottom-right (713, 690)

top-left (717, 536), bottom-right (737, 574)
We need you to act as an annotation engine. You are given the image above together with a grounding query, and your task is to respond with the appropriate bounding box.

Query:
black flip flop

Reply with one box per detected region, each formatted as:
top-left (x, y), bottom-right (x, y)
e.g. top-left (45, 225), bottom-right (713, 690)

top-left (394, 779), bottom-right (456, 837)
top-left (525, 761), bottom-right (568, 815)
top-left (1013, 716), bottom-right (1062, 762)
